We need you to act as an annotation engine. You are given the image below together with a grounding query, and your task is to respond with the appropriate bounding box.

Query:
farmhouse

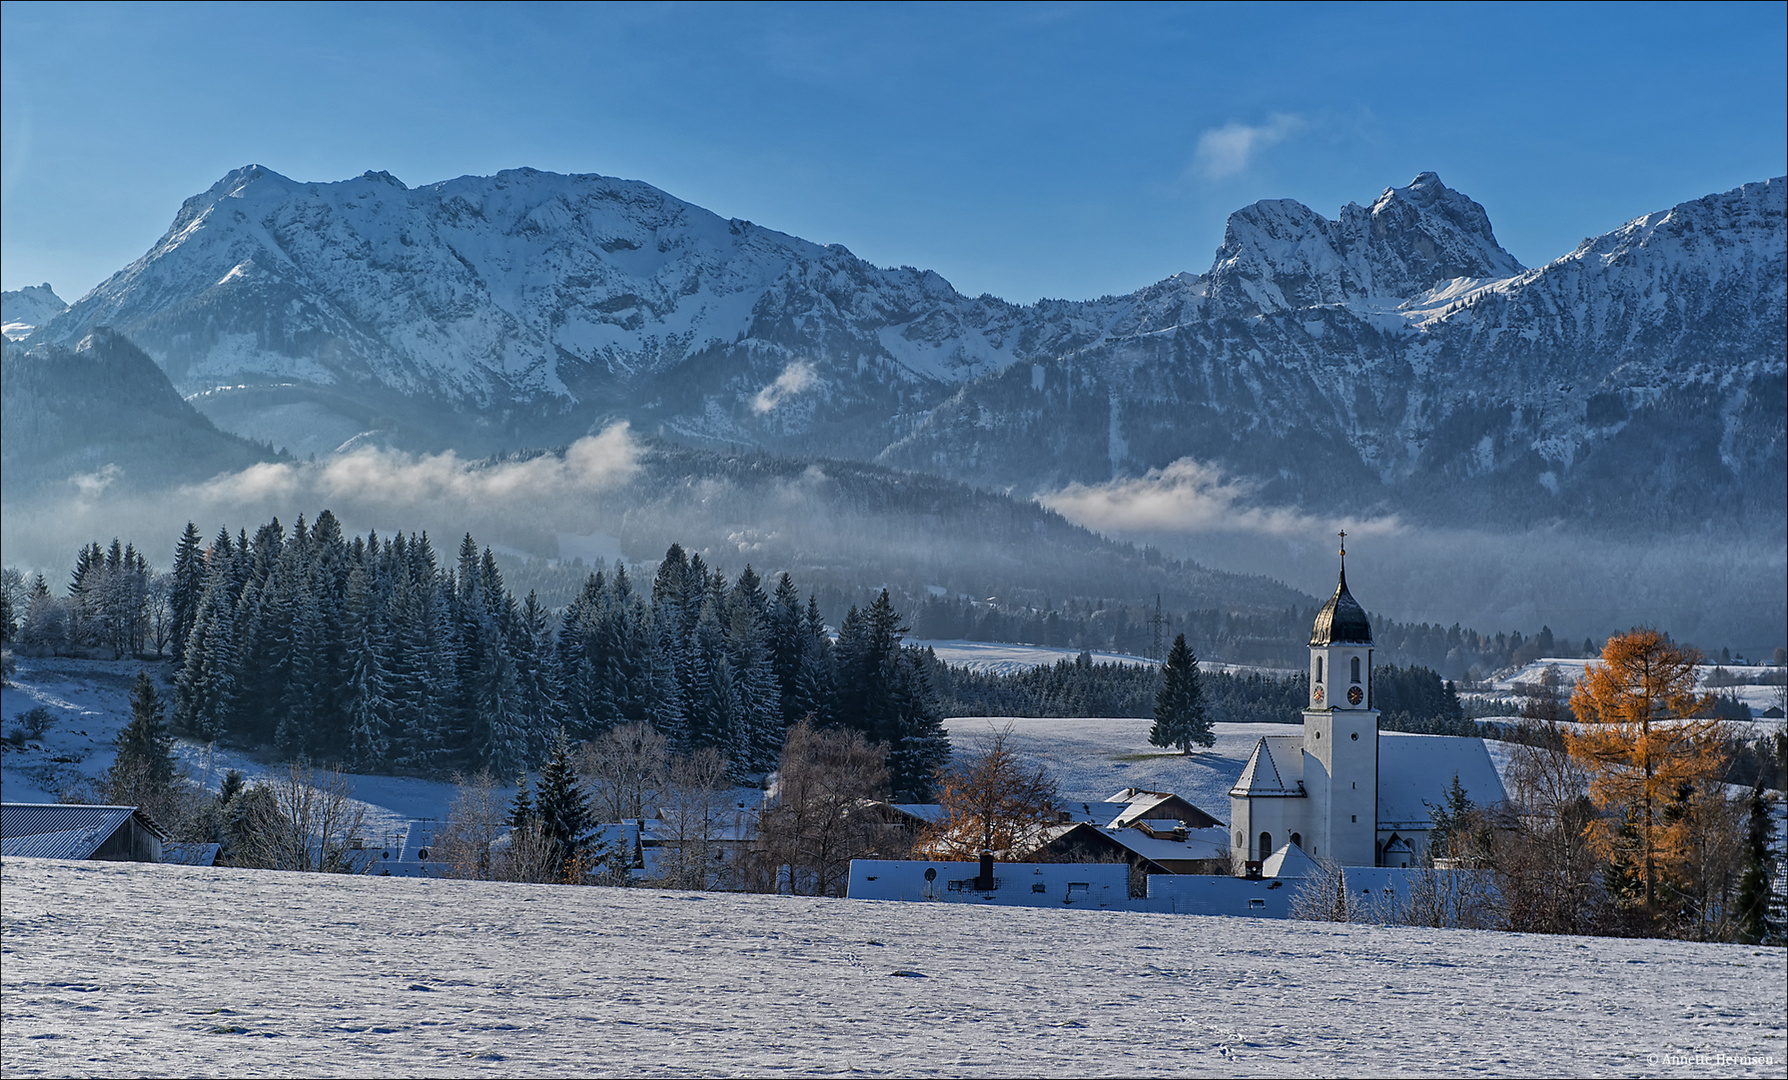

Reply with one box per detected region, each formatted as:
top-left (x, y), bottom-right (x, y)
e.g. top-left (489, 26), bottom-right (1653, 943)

top-left (1227, 542), bottom-right (1509, 871)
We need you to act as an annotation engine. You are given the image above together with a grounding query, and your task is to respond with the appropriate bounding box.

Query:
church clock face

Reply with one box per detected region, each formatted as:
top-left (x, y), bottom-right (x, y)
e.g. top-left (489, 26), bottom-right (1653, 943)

top-left (1312, 685), bottom-right (1325, 705)
top-left (1347, 685), bottom-right (1364, 706)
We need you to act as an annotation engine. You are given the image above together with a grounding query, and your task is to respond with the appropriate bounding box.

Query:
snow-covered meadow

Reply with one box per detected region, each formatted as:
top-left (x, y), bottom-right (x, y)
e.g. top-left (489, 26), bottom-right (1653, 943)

top-left (4, 857), bottom-right (1784, 1078)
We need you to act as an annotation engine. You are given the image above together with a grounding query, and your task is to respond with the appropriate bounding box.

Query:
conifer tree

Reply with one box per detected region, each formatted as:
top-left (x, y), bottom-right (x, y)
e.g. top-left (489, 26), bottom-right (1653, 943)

top-left (533, 729), bottom-right (591, 881)
top-left (1733, 783), bottom-right (1781, 944)
top-left (109, 669), bottom-right (179, 803)
top-left (1567, 628), bottom-right (1722, 913)
top-left (1150, 634), bottom-right (1213, 753)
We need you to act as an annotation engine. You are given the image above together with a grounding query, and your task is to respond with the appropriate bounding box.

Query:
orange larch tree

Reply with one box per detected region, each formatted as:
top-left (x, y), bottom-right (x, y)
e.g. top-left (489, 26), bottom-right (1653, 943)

top-left (914, 724), bottom-right (1059, 861)
top-left (1565, 628), bottom-right (1722, 913)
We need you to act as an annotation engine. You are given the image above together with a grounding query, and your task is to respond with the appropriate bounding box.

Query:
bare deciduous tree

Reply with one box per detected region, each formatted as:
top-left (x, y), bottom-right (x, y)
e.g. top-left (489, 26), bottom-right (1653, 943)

top-left (1496, 722), bottom-right (1610, 934)
top-left (757, 718), bottom-right (889, 897)
top-left (577, 722), bottom-right (668, 823)
top-left (655, 746), bottom-right (733, 890)
top-left (1289, 856), bottom-right (1363, 922)
top-left (229, 761), bottom-right (369, 873)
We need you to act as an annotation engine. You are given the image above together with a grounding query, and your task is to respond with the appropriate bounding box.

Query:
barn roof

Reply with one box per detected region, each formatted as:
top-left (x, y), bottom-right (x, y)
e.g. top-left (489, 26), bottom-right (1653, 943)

top-left (0, 803), bottom-right (168, 860)
top-left (1106, 791), bottom-right (1223, 831)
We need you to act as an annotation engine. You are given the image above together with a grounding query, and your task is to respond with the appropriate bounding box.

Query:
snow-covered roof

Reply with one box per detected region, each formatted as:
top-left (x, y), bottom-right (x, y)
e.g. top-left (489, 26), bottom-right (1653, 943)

top-left (1261, 841), bottom-right (1319, 879)
top-left (162, 842), bottom-right (222, 867)
top-left (1377, 734), bottom-right (1509, 829)
top-left (1100, 825), bottom-right (1230, 863)
top-left (1106, 791), bottom-right (1222, 830)
top-left (1229, 736), bottom-right (1305, 798)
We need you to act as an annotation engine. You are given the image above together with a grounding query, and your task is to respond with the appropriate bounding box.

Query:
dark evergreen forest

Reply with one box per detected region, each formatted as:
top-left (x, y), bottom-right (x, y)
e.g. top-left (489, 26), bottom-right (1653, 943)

top-left (929, 650), bottom-right (1466, 732)
top-left (14, 512), bottom-right (951, 799)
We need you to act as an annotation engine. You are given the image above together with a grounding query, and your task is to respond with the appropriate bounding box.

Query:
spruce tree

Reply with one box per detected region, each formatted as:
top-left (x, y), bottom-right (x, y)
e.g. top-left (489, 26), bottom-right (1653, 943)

top-left (1734, 783), bottom-right (1781, 944)
top-left (1150, 633), bottom-right (1212, 753)
top-left (534, 730), bottom-right (591, 881)
top-left (109, 669), bottom-right (178, 806)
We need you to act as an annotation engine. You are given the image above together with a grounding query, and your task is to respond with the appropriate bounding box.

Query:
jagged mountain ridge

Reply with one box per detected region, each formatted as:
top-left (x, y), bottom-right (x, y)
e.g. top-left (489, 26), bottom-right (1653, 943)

top-left (880, 177), bottom-right (1786, 531)
top-left (26, 168), bottom-right (1786, 532)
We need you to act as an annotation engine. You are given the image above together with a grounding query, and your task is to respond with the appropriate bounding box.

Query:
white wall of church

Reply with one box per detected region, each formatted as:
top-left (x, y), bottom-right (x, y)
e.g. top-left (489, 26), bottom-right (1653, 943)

top-left (1304, 707), bottom-right (1379, 866)
top-left (1309, 646), bottom-right (1373, 710)
top-left (1229, 797), bottom-right (1307, 863)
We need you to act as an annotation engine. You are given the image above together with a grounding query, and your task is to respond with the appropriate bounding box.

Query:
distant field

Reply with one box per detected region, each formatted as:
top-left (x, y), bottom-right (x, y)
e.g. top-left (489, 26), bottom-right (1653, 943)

top-left (4, 858), bottom-right (1783, 1077)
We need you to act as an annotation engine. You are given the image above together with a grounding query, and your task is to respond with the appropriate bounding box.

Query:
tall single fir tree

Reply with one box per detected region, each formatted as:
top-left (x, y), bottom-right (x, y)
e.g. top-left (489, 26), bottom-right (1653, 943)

top-left (1150, 633), bottom-right (1212, 754)
top-left (109, 669), bottom-right (179, 804)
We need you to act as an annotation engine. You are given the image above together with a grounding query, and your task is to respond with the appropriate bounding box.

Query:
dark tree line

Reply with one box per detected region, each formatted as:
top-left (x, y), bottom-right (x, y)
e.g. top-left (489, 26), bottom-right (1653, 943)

top-left (931, 653), bottom-right (1465, 732)
top-left (157, 512), bottom-right (947, 798)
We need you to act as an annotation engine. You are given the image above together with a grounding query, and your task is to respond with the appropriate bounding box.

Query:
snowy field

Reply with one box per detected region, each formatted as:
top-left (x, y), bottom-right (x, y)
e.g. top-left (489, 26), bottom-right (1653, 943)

top-left (912, 638), bottom-right (1290, 678)
top-left (1491, 658), bottom-right (1787, 719)
top-left (947, 715), bottom-right (1293, 814)
top-left (911, 639), bottom-right (1158, 674)
top-left (1, 656), bottom-right (464, 841)
top-left (4, 858), bottom-right (1784, 1078)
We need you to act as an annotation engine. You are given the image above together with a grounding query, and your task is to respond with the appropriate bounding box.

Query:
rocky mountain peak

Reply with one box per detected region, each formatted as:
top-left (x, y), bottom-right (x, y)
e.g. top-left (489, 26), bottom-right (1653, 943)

top-left (1, 283), bottom-right (67, 340)
top-left (1206, 173), bottom-right (1524, 313)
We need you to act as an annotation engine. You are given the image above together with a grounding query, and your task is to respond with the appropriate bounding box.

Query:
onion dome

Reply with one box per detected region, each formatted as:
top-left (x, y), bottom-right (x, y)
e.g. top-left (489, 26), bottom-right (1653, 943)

top-left (1310, 548), bottom-right (1373, 646)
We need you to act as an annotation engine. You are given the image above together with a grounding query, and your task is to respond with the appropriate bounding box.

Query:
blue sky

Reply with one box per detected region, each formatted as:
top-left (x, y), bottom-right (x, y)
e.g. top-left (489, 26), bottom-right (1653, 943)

top-left (3, 1), bottom-right (1784, 304)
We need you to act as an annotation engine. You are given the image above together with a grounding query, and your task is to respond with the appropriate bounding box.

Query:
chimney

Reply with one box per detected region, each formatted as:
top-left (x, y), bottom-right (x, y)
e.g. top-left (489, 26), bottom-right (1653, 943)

top-left (976, 850), bottom-right (995, 891)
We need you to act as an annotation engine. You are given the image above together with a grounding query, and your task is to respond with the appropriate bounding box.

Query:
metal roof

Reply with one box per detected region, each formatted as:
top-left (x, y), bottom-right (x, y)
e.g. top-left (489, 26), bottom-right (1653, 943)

top-left (1310, 565), bottom-right (1373, 646)
top-left (0, 803), bottom-right (166, 859)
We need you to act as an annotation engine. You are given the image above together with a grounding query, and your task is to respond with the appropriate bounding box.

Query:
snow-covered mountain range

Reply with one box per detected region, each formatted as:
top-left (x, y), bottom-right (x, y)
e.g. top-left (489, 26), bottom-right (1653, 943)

top-left (23, 168), bottom-right (1786, 533)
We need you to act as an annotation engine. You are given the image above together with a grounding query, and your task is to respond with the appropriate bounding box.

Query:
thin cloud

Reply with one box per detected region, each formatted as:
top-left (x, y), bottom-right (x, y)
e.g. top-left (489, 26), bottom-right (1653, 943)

top-left (1040, 457), bottom-right (1399, 540)
top-left (185, 423), bottom-right (641, 510)
top-left (751, 361), bottom-right (818, 414)
top-left (1190, 114), bottom-right (1304, 180)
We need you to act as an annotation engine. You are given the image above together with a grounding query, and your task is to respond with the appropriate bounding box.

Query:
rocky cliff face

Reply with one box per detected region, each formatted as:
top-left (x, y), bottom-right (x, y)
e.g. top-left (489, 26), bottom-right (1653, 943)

top-left (26, 169), bottom-right (1785, 533)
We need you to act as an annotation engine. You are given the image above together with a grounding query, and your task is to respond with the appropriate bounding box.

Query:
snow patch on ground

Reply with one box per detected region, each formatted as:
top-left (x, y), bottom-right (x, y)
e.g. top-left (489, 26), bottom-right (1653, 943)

top-left (3, 858), bottom-right (1782, 1077)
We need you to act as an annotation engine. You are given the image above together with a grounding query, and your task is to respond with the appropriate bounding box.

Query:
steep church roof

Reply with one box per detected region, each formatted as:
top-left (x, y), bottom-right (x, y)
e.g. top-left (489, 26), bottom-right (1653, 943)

top-left (1310, 563), bottom-right (1373, 646)
top-left (1229, 737), bottom-right (1304, 798)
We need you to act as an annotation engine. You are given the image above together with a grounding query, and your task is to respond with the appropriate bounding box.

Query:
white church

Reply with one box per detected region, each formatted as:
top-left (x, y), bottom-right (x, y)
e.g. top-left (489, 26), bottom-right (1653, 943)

top-left (1228, 542), bottom-right (1508, 872)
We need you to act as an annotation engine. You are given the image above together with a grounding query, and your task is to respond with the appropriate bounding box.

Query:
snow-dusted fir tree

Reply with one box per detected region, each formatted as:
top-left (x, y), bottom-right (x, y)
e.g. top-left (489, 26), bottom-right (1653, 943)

top-left (1150, 633), bottom-right (1212, 754)
top-left (340, 563), bottom-right (391, 770)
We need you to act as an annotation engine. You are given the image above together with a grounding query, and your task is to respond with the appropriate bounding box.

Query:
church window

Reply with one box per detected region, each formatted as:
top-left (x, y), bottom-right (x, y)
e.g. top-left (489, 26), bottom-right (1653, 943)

top-left (1259, 832), bottom-right (1272, 858)
top-left (1350, 656), bottom-right (1361, 683)
top-left (1290, 832), bottom-right (1301, 849)
top-left (1316, 657), bottom-right (1324, 684)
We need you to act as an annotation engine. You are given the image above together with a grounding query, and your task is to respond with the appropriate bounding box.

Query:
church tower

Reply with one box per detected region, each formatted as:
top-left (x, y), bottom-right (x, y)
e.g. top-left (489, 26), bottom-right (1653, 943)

top-left (1301, 535), bottom-right (1378, 865)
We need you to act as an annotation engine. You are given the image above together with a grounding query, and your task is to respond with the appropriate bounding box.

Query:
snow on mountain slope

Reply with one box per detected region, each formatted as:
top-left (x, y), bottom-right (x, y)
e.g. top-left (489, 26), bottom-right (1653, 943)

top-left (1, 283), bottom-right (67, 340)
top-left (23, 169), bottom-right (1785, 535)
top-left (881, 176), bottom-right (1787, 532)
top-left (31, 166), bottom-right (1174, 457)
top-left (4, 858), bottom-right (1783, 1077)
top-left (1206, 171), bottom-right (1526, 314)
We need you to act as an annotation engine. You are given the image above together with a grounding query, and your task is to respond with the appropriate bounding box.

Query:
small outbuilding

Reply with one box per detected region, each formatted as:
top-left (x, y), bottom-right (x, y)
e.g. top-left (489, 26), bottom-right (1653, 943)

top-left (0, 803), bottom-right (169, 862)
